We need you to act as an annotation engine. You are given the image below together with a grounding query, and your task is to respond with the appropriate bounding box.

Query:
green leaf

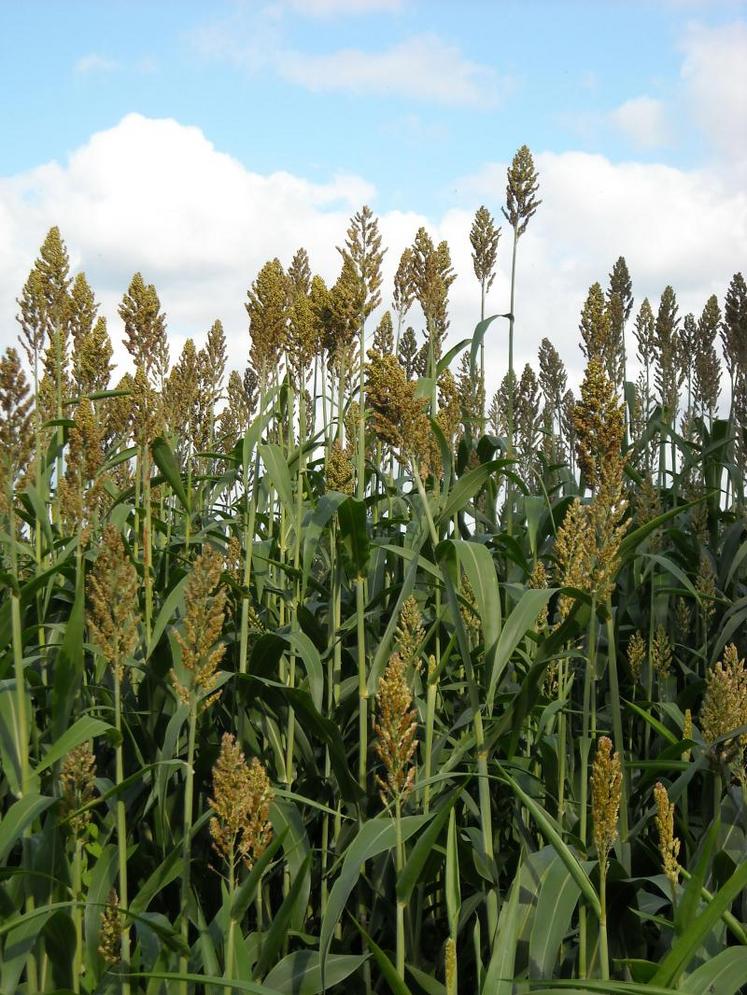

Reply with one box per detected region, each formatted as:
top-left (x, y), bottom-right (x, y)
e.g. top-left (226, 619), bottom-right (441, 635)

top-left (0, 793), bottom-right (55, 863)
top-left (353, 917), bottom-right (415, 995)
top-left (497, 765), bottom-right (600, 917)
top-left (51, 565), bottom-right (85, 739)
top-left (438, 459), bottom-right (516, 528)
top-left (469, 314), bottom-right (511, 381)
top-left (230, 829), bottom-right (287, 922)
top-left (35, 716), bottom-right (112, 774)
top-left (396, 789), bottom-right (461, 904)
top-left (280, 687), bottom-right (361, 803)
top-left (130, 811), bottom-right (211, 915)
top-left (42, 909), bottom-right (76, 990)
top-left (439, 540), bottom-right (502, 694)
top-left (337, 496), bottom-right (370, 578)
top-left (281, 627), bottom-right (324, 713)
top-left (652, 858), bottom-right (747, 986)
top-left (679, 948), bottom-right (747, 995)
top-left (438, 337), bottom-right (471, 375)
top-left (264, 951), bottom-right (367, 994)
top-left (641, 553), bottom-right (699, 600)
top-left (487, 588), bottom-right (555, 710)
top-left (319, 815), bottom-right (430, 988)
top-left (148, 574), bottom-right (189, 657)
top-left (482, 869), bottom-right (521, 994)
top-left (674, 820), bottom-right (717, 937)
top-left (270, 799), bottom-right (311, 932)
top-left (22, 483), bottom-right (53, 550)
top-left (528, 854), bottom-right (582, 979)
top-left (125, 972), bottom-right (281, 994)
top-left (623, 699), bottom-right (678, 746)
top-left (152, 436), bottom-right (190, 511)
top-left (302, 492), bottom-right (347, 595)
top-left (445, 807), bottom-right (461, 938)
top-left (260, 442), bottom-right (295, 514)
top-left (619, 499), bottom-right (700, 562)
top-left (256, 854), bottom-right (310, 978)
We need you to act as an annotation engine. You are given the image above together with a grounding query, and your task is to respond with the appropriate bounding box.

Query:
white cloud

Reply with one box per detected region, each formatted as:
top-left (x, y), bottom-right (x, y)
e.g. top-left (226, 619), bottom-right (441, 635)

top-left (456, 151), bottom-right (746, 384)
top-left (1, 116), bottom-right (745, 399)
top-left (276, 33), bottom-right (507, 106)
top-left (285, 0), bottom-right (402, 14)
top-left (680, 21), bottom-right (747, 162)
top-left (191, 8), bottom-right (508, 108)
top-left (609, 96), bottom-right (670, 149)
top-left (74, 53), bottom-right (119, 74)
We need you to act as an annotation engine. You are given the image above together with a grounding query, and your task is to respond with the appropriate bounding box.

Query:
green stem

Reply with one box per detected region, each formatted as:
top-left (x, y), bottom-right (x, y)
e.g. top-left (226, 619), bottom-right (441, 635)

top-left (423, 666), bottom-right (437, 814)
top-left (599, 861), bottom-right (610, 980)
top-left (114, 674), bottom-right (131, 995)
top-left (506, 226), bottom-right (519, 535)
top-left (179, 701), bottom-right (198, 995)
top-left (225, 854), bottom-right (236, 985)
top-left (605, 607), bottom-right (630, 873)
top-left (395, 797), bottom-right (406, 979)
top-left (143, 450), bottom-right (153, 646)
top-left (579, 598), bottom-right (597, 978)
top-left (72, 840), bottom-right (83, 994)
top-left (356, 578), bottom-right (367, 791)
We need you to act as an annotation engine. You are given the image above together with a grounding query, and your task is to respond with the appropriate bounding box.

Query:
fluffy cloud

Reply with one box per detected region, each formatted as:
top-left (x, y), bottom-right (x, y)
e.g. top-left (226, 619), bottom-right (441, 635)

top-left (680, 21), bottom-right (747, 163)
top-left (275, 34), bottom-right (509, 107)
top-left (609, 96), bottom-right (670, 149)
top-left (284, 0), bottom-right (402, 14)
top-left (74, 53), bottom-right (120, 74)
top-left (1, 115), bottom-right (745, 398)
top-left (191, 6), bottom-right (507, 108)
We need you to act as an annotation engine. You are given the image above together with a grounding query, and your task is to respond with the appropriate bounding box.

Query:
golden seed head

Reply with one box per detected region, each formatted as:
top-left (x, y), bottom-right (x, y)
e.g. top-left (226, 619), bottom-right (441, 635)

top-left (87, 525), bottom-right (140, 682)
top-left (459, 575), bottom-right (481, 636)
top-left (444, 936), bottom-right (457, 990)
top-left (675, 597), bottom-right (692, 639)
top-left (700, 644), bottom-right (747, 766)
top-left (470, 204), bottom-right (501, 290)
top-left (209, 732), bottom-right (274, 869)
top-left (503, 145), bottom-right (541, 236)
top-left (325, 438), bottom-right (355, 495)
top-left (171, 546), bottom-right (227, 708)
top-left (98, 889), bottom-right (124, 966)
top-left (60, 396), bottom-right (106, 533)
top-left (696, 554), bottom-right (717, 625)
top-left (366, 348), bottom-right (441, 479)
top-left (653, 782), bottom-right (681, 888)
top-left (573, 358), bottom-right (624, 492)
top-left (591, 736), bottom-right (622, 867)
top-left (0, 346), bottom-right (34, 514)
top-left (226, 534), bottom-right (242, 584)
top-left (529, 559), bottom-right (549, 630)
top-left (682, 708), bottom-right (693, 761)
top-left (60, 740), bottom-right (97, 839)
top-left (132, 363), bottom-right (165, 445)
top-left (652, 626), bottom-right (673, 680)
top-left (374, 653), bottom-right (418, 805)
top-left (437, 368), bottom-right (462, 444)
top-left (554, 498), bottom-right (594, 619)
top-left (627, 630), bottom-right (646, 683)
top-left (119, 272), bottom-right (168, 382)
top-left (395, 596), bottom-right (425, 672)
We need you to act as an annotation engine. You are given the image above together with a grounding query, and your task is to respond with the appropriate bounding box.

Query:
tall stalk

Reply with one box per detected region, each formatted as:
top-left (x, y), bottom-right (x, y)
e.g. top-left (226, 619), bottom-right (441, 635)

top-left (114, 673), bottom-right (131, 994)
top-left (179, 701), bottom-right (197, 994)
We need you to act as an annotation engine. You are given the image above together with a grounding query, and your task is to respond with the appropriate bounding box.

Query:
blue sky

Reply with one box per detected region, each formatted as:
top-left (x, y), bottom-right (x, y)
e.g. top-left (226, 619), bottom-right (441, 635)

top-left (1, 0), bottom-right (742, 213)
top-left (1, 0), bottom-right (746, 387)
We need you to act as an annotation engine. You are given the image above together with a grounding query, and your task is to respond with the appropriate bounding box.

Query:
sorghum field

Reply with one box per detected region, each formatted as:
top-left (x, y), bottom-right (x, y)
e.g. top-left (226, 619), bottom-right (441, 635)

top-left (1, 146), bottom-right (746, 995)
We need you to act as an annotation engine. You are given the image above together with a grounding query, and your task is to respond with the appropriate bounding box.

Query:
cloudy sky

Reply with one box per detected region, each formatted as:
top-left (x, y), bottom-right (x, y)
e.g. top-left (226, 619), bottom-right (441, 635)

top-left (1, 0), bottom-right (746, 391)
